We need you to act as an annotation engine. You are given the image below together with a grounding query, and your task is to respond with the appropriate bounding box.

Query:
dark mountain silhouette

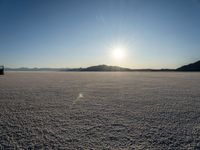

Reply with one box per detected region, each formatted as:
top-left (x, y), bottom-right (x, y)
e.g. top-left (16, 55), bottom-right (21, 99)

top-left (177, 60), bottom-right (200, 71)
top-left (67, 65), bottom-right (132, 71)
top-left (66, 65), bottom-right (176, 72)
top-left (82, 65), bottom-right (132, 71)
top-left (6, 61), bottom-right (200, 72)
top-left (6, 65), bottom-right (175, 72)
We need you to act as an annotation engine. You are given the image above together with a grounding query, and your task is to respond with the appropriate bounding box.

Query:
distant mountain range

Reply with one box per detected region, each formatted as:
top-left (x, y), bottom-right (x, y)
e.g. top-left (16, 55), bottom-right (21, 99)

top-left (65, 65), bottom-right (132, 71)
top-left (177, 60), bottom-right (200, 71)
top-left (64, 65), bottom-right (174, 72)
top-left (5, 67), bottom-right (65, 71)
top-left (4, 60), bottom-right (200, 72)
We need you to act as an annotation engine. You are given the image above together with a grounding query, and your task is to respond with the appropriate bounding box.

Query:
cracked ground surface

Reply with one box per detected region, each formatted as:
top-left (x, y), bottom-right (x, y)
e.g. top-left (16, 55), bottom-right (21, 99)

top-left (0, 72), bottom-right (200, 149)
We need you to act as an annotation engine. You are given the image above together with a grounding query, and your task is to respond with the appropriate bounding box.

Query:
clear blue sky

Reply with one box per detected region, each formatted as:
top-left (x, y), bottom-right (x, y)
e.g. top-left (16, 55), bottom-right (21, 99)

top-left (0, 0), bottom-right (200, 69)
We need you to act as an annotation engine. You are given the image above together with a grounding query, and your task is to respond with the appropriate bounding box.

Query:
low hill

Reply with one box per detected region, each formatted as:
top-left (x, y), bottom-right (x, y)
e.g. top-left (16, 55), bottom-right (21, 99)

top-left (82, 65), bottom-right (132, 71)
top-left (177, 60), bottom-right (200, 71)
top-left (67, 65), bottom-right (132, 71)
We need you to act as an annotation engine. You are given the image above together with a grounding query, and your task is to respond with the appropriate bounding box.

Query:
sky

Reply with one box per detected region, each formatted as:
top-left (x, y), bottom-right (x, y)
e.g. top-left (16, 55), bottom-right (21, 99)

top-left (0, 0), bottom-right (200, 69)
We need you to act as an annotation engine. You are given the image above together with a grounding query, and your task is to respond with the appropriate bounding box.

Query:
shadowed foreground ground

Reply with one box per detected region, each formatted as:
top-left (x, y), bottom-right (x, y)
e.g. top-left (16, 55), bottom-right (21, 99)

top-left (0, 72), bottom-right (200, 149)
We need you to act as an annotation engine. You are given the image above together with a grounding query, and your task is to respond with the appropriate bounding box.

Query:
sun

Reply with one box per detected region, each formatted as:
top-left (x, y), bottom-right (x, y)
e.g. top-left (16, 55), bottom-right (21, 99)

top-left (112, 46), bottom-right (126, 60)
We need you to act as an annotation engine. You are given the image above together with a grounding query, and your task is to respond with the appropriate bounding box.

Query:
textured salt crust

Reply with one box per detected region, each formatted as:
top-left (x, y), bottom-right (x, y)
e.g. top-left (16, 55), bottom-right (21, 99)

top-left (0, 72), bottom-right (200, 149)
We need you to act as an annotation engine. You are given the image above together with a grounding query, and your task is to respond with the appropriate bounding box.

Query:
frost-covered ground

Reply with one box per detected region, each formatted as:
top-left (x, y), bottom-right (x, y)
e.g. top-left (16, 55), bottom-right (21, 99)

top-left (0, 72), bottom-right (200, 149)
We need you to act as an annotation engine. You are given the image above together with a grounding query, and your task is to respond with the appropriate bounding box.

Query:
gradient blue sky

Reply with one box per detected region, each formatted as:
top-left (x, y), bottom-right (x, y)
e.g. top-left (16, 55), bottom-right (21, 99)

top-left (0, 0), bottom-right (200, 69)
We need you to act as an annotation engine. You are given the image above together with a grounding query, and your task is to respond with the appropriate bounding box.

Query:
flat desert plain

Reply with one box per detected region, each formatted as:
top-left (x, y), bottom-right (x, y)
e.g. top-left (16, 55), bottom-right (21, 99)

top-left (0, 72), bottom-right (200, 149)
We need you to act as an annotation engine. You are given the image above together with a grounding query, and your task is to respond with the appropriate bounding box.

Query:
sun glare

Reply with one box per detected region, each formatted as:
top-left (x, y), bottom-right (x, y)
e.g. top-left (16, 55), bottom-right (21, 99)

top-left (112, 46), bottom-right (126, 60)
